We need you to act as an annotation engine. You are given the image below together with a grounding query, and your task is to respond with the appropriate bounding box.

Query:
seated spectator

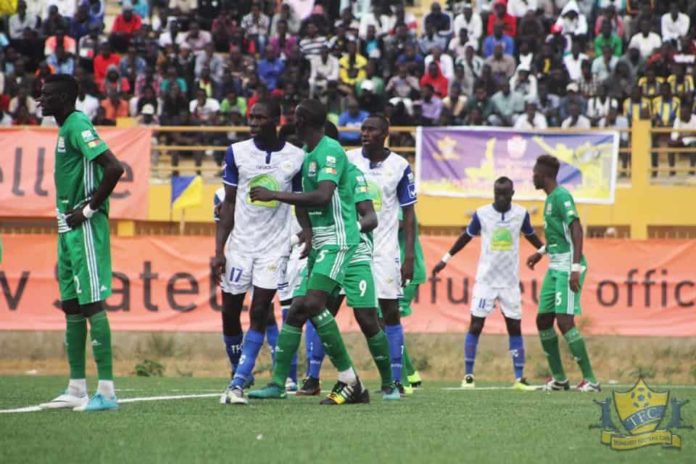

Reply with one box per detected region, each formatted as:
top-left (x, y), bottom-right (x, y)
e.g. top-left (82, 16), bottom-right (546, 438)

top-left (563, 41), bottom-right (588, 82)
top-left (395, 43), bottom-right (425, 77)
top-left (667, 64), bottom-right (694, 99)
top-left (425, 46), bottom-right (454, 81)
top-left (594, 19), bottom-right (622, 57)
top-left (485, 43), bottom-right (516, 82)
top-left (638, 67), bottom-right (663, 98)
top-left (420, 61), bottom-right (449, 98)
top-left (422, 2), bottom-right (452, 38)
top-left (241, 1), bottom-right (271, 53)
top-left (76, 84), bottom-right (100, 120)
top-left (101, 89), bottom-right (130, 120)
top-left (450, 63), bottom-right (474, 98)
top-left (559, 82), bottom-right (587, 120)
top-left (355, 61), bottom-right (384, 98)
top-left (270, 3), bottom-right (301, 36)
top-left (510, 65), bottom-right (537, 101)
top-left (93, 43), bottom-right (121, 88)
top-left (194, 43), bottom-right (224, 88)
top-left (417, 84), bottom-right (443, 126)
top-left (100, 65), bottom-right (131, 97)
top-left (535, 43), bottom-right (563, 81)
top-left (257, 47), bottom-right (285, 92)
top-left (356, 79), bottom-right (383, 114)
top-left (160, 65), bottom-right (188, 95)
top-left (669, 104), bottom-right (696, 176)
top-left (44, 28), bottom-right (77, 57)
top-left (84, 0), bottom-right (106, 26)
top-left (119, 46), bottom-right (147, 85)
top-left (661, 2), bottom-right (689, 45)
top-left (442, 83), bottom-right (467, 124)
top-left (482, 22), bottom-right (514, 58)
top-left (534, 80), bottom-right (561, 127)
top-left (92, 106), bottom-right (116, 126)
top-left (9, 87), bottom-right (37, 119)
top-left (130, 84), bottom-right (159, 117)
top-left (69, 4), bottom-right (99, 41)
top-left (465, 85), bottom-right (494, 123)
top-left (587, 84), bottom-right (618, 126)
top-left (0, 108), bottom-right (12, 126)
top-left (160, 81), bottom-right (189, 124)
top-left (358, 3), bottom-right (396, 40)
top-left (43, 6), bottom-right (68, 38)
top-left (361, 25), bottom-right (384, 60)
top-left (386, 63), bottom-right (420, 100)
top-left (299, 22), bottom-right (328, 58)
top-left (189, 88), bottom-right (220, 124)
top-left (194, 67), bottom-right (216, 98)
top-left (219, 89), bottom-right (247, 120)
top-left (652, 82), bottom-right (680, 128)
top-left (308, 46), bottom-right (339, 98)
top-left (507, 0), bottom-right (537, 18)
top-left (561, 102), bottom-right (591, 128)
top-left (605, 62), bottom-right (634, 101)
top-left (487, 0), bottom-right (516, 37)
top-left (13, 105), bottom-right (39, 125)
top-left (554, 1), bottom-right (589, 47)
top-left (159, 20), bottom-right (186, 49)
top-left (184, 21), bottom-right (212, 53)
top-left (136, 103), bottom-right (159, 126)
top-left (514, 101), bottom-right (548, 129)
top-left (449, 28), bottom-right (473, 57)
top-left (618, 47), bottom-right (645, 82)
top-left (490, 81), bottom-right (524, 126)
top-left (110, 2), bottom-right (142, 52)
top-left (517, 11), bottom-right (544, 53)
top-left (9, 1), bottom-right (40, 40)
top-left (78, 25), bottom-right (104, 68)
top-left (334, 7), bottom-right (360, 35)
top-left (453, 2), bottom-right (482, 43)
top-left (457, 43), bottom-right (484, 83)
top-left (623, 84), bottom-right (652, 122)
top-left (135, 65), bottom-right (162, 98)
top-left (592, 45), bottom-right (618, 82)
top-left (599, 106), bottom-right (629, 154)
top-left (628, 19), bottom-right (662, 60)
top-left (328, 23), bottom-right (356, 56)
top-left (211, 9), bottom-right (236, 52)
top-left (419, 21), bottom-right (448, 55)
top-left (594, 5), bottom-right (624, 39)
top-left (392, 3), bottom-right (419, 34)
top-left (47, 45), bottom-right (75, 75)
top-left (338, 97), bottom-right (368, 144)
top-left (269, 19), bottom-right (298, 59)
top-left (338, 41), bottom-right (367, 87)
top-left (578, 60), bottom-right (599, 98)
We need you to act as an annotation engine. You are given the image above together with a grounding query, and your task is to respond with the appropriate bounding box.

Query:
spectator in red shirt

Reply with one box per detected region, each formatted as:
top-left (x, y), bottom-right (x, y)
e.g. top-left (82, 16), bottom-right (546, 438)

top-left (100, 89), bottom-right (130, 120)
top-left (420, 61), bottom-right (449, 98)
top-left (93, 42), bottom-right (121, 88)
top-left (110, 2), bottom-right (142, 52)
top-left (487, 0), bottom-right (517, 38)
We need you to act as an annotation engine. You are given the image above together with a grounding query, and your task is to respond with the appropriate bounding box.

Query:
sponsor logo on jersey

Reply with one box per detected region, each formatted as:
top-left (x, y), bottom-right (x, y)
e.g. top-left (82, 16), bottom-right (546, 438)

top-left (81, 129), bottom-right (96, 142)
top-left (326, 156), bottom-right (336, 166)
top-left (87, 140), bottom-right (101, 148)
top-left (57, 136), bottom-right (66, 153)
top-left (255, 164), bottom-right (274, 170)
top-left (546, 203), bottom-right (553, 213)
top-left (324, 167), bottom-right (337, 174)
top-left (280, 159), bottom-right (296, 174)
top-left (490, 227), bottom-right (513, 251)
top-left (308, 161), bottom-right (317, 177)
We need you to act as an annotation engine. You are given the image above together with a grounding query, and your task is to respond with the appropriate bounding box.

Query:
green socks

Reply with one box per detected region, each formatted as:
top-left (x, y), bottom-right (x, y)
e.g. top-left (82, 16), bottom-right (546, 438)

top-left (311, 310), bottom-right (354, 372)
top-left (402, 345), bottom-right (415, 380)
top-left (563, 327), bottom-right (597, 384)
top-left (539, 328), bottom-right (566, 382)
top-left (88, 311), bottom-right (113, 381)
top-left (65, 314), bottom-right (87, 379)
top-left (271, 325), bottom-right (303, 386)
top-left (366, 331), bottom-right (392, 388)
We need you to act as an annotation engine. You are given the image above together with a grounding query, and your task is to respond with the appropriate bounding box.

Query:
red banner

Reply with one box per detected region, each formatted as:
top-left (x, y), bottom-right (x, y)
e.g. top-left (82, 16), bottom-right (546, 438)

top-left (0, 235), bottom-right (694, 335)
top-left (0, 128), bottom-right (151, 219)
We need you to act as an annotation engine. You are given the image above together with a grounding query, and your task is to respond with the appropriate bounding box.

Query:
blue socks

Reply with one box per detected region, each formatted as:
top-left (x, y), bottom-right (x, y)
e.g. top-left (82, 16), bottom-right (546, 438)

top-left (385, 324), bottom-right (404, 383)
top-left (306, 321), bottom-right (324, 379)
top-left (509, 335), bottom-right (525, 380)
top-left (223, 334), bottom-right (243, 374)
top-left (282, 306), bottom-right (298, 384)
top-left (265, 321), bottom-right (279, 365)
top-left (464, 332), bottom-right (479, 376)
top-left (231, 329), bottom-right (264, 388)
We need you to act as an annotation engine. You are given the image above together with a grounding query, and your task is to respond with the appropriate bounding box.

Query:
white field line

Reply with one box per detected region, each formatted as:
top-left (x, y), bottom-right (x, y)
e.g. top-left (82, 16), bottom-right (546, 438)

top-left (442, 384), bottom-right (696, 391)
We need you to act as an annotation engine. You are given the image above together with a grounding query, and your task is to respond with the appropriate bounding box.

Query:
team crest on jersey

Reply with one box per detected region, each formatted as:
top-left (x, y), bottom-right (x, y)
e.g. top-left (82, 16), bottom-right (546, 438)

top-left (280, 160), bottom-right (295, 174)
top-left (546, 203), bottom-right (553, 214)
top-left (81, 129), bottom-right (96, 142)
top-left (326, 156), bottom-right (336, 166)
top-left (57, 136), bottom-right (66, 153)
top-left (308, 161), bottom-right (317, 177)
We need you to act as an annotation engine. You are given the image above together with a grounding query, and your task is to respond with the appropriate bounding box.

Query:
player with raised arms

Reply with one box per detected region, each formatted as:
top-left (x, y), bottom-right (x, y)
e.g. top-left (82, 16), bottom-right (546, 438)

top-left (527, 155), bottom-right (599, 392)
top-left (248, 99), bottom-right (368, 405)
top-left (432, 177), bottom-right (543, 390)
top-left (213, 100), bottom-right (305, 405)
top-left (38, 74), bottom-right (125, 411)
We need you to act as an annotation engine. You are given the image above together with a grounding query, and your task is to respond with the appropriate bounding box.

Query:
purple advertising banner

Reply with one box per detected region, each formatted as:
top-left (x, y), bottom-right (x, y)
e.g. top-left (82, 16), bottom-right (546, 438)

top-left (415, 127), bottom-right (619, 204)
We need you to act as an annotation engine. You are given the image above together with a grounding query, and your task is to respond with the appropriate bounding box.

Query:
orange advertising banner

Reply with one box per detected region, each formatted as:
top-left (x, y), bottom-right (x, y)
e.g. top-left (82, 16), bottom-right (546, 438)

top-left (0, 128), bottom-right (151, 219)
top-left (0, 235), bottom-right (694, 335)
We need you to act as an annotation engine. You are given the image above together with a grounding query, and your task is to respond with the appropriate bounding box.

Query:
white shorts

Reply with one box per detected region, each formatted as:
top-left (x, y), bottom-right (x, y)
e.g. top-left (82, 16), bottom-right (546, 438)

top-left (470, 283), bottom-right (522, 320)
top-left (221, 251), bottom-right (286, 295)
top-left (373, 254), bottom-right (403, 300)
top-left (277, 247), bottom-right (306, 302)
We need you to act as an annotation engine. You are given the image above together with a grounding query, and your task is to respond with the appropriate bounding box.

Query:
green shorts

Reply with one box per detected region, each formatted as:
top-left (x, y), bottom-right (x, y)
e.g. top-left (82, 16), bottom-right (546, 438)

top-left (57, 213), bottom-right (112, 305)
top-left (305, 245), bottom-right (356, 294)
top-left (538, 266), bottom-right (587, 316)
top-left (399, 282), bottom-right (420, 317)
top-left (342, 261), bottom-right (378, 309)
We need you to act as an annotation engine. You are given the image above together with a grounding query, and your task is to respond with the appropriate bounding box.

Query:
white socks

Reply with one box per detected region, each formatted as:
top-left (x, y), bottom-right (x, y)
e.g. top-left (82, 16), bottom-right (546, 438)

top-left (337, 367), bottom-right (357, 386)
top-left (68, 379), bottom-right (87, 397)
top-left (97, 380), bottom-right (116, 398)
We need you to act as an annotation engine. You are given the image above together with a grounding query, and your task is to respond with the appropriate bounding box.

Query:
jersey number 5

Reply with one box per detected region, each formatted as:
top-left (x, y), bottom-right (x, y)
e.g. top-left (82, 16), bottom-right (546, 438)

top-left (316, 249), bottom-right (328, 263)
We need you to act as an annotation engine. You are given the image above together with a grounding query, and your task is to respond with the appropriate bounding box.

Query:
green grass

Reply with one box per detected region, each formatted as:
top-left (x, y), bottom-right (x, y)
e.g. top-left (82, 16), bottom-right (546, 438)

top-left (1, 376), bottom-right (694, 464)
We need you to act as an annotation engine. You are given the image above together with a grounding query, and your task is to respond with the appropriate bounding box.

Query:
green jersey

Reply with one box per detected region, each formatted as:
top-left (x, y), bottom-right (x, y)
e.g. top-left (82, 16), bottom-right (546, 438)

top-left (302, 136), bottom-right (359, 248)
top-left (399, 208), bottom-right (426, 284)
top-left (55, 111), bottom-right (109, 232)
top-left (543, 186), bottom-right (584, 271)
top-left (348, 163), bottom-right (373, 264)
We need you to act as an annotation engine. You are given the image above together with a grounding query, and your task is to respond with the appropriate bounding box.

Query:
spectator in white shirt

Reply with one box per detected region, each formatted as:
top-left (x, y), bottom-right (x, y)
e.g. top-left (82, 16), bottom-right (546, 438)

top-left (561, 102), bottom-right (591, 129)
top-left (510, 64), bottom-right (537, 101)
top-left (563, 41), bottom-right (588, 82)
top-left (75, 86), bottom-right (100, 120)
top-left (309, 46), bottom-right (340, 98)
top-left (241, 1), bottom-right (271, 52)
top-left (507, 0), bottom-right (537, 18)
top-left (587, 84), bottom-right (618, 126)
top-left (628, 19), bottom-right (663, 60)
top-left (514, 101), bottom-right (548, 129)
top-left (591, 45), bottom-right (618, 82)
top-left (358, 4), bottom-right (395, 39)
top-left (452, 3), bottom-right (483, 43)
top-left (661, 2), bottom-right (690, 44)
top-left (449, 28), bottom-right (473, 57)
top-left (183, 21), bottom-right (212, 53)
top-left (9, 1), bottom-right (40, 40)
top-left (425, 46), bottom-right (455, 81)
top-left (669, 104), bottom-right (696, 175)
top-left (189, 88), bottom-right (220, 124)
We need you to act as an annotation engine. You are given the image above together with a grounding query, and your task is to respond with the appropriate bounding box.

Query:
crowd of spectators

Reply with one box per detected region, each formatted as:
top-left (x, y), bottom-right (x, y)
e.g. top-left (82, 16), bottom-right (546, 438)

top-left (3, 0), bottom-right (696, 174)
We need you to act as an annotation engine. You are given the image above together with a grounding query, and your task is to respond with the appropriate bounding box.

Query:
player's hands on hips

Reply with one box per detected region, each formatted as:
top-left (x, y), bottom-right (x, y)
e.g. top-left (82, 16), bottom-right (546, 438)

top-left (211, 254), bottom-right (226, 285)
top-left (298, 228), bottom-right (312, 259)
top-left (65, 208), bottom-right (87, 228)
top-left (526, 253), bottom-right (542, 270)
top-left (249, 186), bottom-right (275, 202)
top-left (431, 261), bottom-right (447, 276)
top-left (401, 257), bottom-right (414, 287)
top-left (569, 271), bottom-right (581, 293)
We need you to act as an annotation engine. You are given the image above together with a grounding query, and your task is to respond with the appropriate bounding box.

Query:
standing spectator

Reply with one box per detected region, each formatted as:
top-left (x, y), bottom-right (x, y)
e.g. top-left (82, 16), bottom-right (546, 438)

top-left (338, 40), bottom-right (367, 88)
top-left (110, 2), bottom-right (142, 52)
top-left (628, 19), bottom-right (662, 59)
top-left (594, 20), bottom-right (623, 57)
top-left (591, 45), bottom-right (618, 82)
top-left (561, 102), bottom-right (591, 128)
top-left (482, 22), bottom-right (515, 58)
top-left (425, 46), bottom-right (454, 81)
top-left (669, 104), bottom-right (696, 176)
top-left (257, 47), bottom-right (285, 92)
top-left (184, 22), bottom-right (212, 53)
top-left (419, 21), bottom-right (448, 55)
top-left (9, 1), bottom-right (40, 40)
top-left (420, 61), bottom-right (449, 98)
top-left (563, 41), bottom-right (588, 82)
top-left (485, 43), bottom-right (516, 81)
top-left (269, 19), bottom-right (298, 59)
top-left (299, 22), bottom-right (328, 57)
top-left (661, 2), bottom-right (690, 45)
top-left (93, 43), bottom-right (121, 89)
top-left (47, 45), bottom-right (75, 75)
top-left (514, 101), bottom-right (548, 129)
top-left (100, 89), bottom-right (130, 120)
top-left (490, 81), bottom-right (524, 126)
top-left (417, 84), bottom-right (443, 126)
top-left (486, 0), bottom-right (517, 37)
top-left (308, 46), bottom-right (339, 98)
top-left (76, 84), bottom-right (100, 120)
top-left (453, 2), bottom-right (483, 43)
top-left (422, 2), bottom-right (453, 38)
top-left (338, 97), bottom-right (368, 145)
top-left (241, 1), bottom-right (271, 53)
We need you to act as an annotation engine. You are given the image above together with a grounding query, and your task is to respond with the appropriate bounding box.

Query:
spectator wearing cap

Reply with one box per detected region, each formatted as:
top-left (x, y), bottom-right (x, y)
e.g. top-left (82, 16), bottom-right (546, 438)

top-left (594, 19), bottom-right (622, 57)
top-left (563, 40), bottom-right (588, 82)
top-left (661, 2), bottom-right (689, 45)
top-left (338, 97), bottom-right (368, 145)
top-left (137, 103), bottom-right (159, 125)
top-left (482, 22), bottom-right (515, 58)
top-left (453, 3), bottom-right (483, 43)
top-left (425, 46), bottom-right (454, 81)
top-left (9, 1), bottom-right (40, 40)
top-left (587, 84), bottom-right (618, 126)
top-left (339, 40), bottom-right (367, 87)
top-left (561, 102), bottom-right (591, 129)
top-left (100, 89), bottom-right (130, 120)
top-left (93, 42), bottom-right (121, 88)
top-left (356, 61), bottom-right (384, 97)
top-left (308, 46), bottom-right (339, 98)
top-left (356, 78), bottom-right (383, 114)
top-left (111, 2), bottom-right (142, 52)
top-left (490, 81), bottom-right (524, 126)
top-left (422, 2), bottom-right (453, 38)
top-left (485, 43), bottom-right (516, 81)
top-left (559, 82), bottom-right (587, 121)
top-left (591, 45), bottom-right (618, 82)
top-left (514, 101), bottom-right (548, 129)
top-left (76, 83), bottom-right (100, 120)
top-left (130, 84), bottom-right (159, 116)
top-left (510, 64), bottom-right (537, 101)
top-left (442, 83), bottom-right (467, 124)
top-left (241, 2), bottom-right (271, 53)
top-left (257, 46), bottom-right (285, 92)
top-left (184, 21), bottom-right (212, 53)
top-left (486, 0), bottom-right (517, 37)
top-left (628, 19), bottom-right (662, 60)
top-left (420, 61), bottom-right (449, 98)
top-left (419, 21), bottom-right (448, 55)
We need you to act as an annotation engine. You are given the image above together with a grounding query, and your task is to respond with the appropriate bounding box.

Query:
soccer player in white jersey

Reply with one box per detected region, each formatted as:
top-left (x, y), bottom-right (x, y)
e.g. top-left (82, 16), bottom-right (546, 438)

top-left (212, 100), bottom-right (305, 404)
top-left (432, 177), bottom-right (544, 390)
top-left (346, 115), bottom-right (418, 392)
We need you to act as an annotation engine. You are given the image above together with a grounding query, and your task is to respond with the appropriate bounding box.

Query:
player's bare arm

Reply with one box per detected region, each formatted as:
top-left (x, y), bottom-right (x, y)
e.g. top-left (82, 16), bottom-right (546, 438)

top-left (356, 199), bottom-right (377, 233)
top-left (401, 204), bottom-right (416, 284)
top-left (525, 233), bottom-right (545, 270)
top-left (65, 149), bottom-right (124, 228)
top-left (250, 180), bottom-right (335, 207)
top-left (212, 184), bottom-right (237, 283)
top-left (432, 229), bottom-right (473, 276)
top-left (295, 207), bottom-right (313, 259)
top-left (568, 218), bottom-right (583, 292)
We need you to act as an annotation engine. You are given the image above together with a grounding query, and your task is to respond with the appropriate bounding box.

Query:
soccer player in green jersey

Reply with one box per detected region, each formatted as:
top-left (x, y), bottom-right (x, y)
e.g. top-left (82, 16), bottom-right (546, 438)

top-left (248, 99), bottom-right (368, 405)
top-left (38, 74), bottom-right (125, 411)
top-left (527, 155), bottom-right (600, 392)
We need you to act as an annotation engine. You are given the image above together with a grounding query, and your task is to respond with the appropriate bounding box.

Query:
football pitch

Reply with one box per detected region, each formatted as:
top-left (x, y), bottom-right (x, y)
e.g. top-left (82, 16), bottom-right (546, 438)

top-left (1, 376), bottom-right (694, 463)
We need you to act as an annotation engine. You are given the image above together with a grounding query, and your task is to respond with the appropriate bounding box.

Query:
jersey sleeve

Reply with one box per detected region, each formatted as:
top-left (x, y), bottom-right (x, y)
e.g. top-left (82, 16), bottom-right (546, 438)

top-left (222, 145), bottom-right (238, 186)
top-left (69, 117), bottom-right (108, 160)
top-left (315, 147), bottom-right (344, 185)
top-left (521, 211), bottom-right (535, 235)
top-left (466, 212), bottom-right (481, 236)
top-left (556, 190), bottom-right (579, 225)
top-left (396, 164), bottom-right (417, 206)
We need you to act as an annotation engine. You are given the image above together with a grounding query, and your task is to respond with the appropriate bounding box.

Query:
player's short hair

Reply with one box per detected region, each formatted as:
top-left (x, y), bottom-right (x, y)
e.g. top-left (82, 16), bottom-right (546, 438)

top-left (536, 154), bottom-right (560, 177)
top-left (297, 99), bottom-right (327, 129)
top-left (44, 74), bottom-right (78, 102)
top-left (254, 98), bottom-right (281, 119)
top-left (367, 113), bottom-right (390, 131)
top-left (495, 176), bottom-right (513, 188)
top-left (324, 120), bottom-right (339, 140)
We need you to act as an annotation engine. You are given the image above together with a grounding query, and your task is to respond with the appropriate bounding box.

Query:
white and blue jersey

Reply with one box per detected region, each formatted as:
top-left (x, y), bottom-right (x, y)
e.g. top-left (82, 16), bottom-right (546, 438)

top-left (222, 138), bottom-right (305, 257)
top-left (466, 203), bottom-right (534, 289)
